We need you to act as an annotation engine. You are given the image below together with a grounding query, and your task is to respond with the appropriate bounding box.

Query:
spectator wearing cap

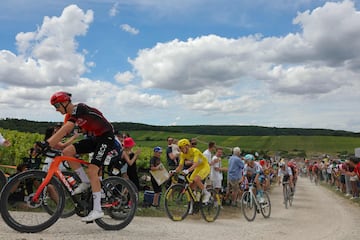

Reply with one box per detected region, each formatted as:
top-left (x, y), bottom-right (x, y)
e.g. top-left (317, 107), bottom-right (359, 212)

top-left (120, 137), bottom-right (141, 190)
top-left (150, 146), bottom-right (163, 208)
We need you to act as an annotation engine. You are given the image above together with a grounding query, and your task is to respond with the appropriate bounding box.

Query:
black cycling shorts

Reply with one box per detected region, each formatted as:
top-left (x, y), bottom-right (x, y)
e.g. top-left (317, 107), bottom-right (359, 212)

top-left (74, 132), bottom-right (115, 167)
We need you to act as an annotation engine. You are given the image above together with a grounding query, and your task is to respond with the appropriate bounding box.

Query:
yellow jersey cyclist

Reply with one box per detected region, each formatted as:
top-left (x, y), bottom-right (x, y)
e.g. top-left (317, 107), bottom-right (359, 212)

top-left (171, 138), bottom-right (211, 203)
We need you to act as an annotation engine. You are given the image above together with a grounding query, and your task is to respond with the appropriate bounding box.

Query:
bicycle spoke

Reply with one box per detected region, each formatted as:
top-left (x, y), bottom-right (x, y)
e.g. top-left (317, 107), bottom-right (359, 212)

top-left (164, 184), bottom-right (190, 221)
top-left (95, 177), bottom-right (137, 230)
top-left (241, 191), bottom-right (256, 221)
top-left (260, 192), bottom-right (271, 218)
top-left (200, 189), bottom-right (221, 222)
top-left (0, 170), bottom-right (65, 233)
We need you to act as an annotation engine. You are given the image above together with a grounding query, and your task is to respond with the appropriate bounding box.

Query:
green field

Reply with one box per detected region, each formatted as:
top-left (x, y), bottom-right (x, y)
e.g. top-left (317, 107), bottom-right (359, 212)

top-left (128, 130), bottom-right (360, 157)
top-left (1, 128), bottom-right (360, 173)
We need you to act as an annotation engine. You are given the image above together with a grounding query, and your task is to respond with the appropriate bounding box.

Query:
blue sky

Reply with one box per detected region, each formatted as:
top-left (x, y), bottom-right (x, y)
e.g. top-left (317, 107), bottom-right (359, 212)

top-left (1, 0), bottom-right (360, 132)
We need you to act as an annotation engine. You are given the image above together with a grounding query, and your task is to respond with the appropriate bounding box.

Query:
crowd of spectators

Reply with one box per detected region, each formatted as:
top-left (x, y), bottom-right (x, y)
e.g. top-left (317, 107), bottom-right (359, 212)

top-left (304, 156), bottom-right (360, 200)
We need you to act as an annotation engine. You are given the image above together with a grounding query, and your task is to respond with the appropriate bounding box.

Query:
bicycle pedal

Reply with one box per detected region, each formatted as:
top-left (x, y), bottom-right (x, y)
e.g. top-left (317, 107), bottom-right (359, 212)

top-left (85, 221), bottom-right (94, 224)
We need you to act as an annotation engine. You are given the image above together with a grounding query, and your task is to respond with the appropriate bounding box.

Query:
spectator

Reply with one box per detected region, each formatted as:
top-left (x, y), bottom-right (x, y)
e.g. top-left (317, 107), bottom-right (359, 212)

top-left (203, 141), bottom-right (216, 187)
top-left (227, 147), bottom-right (244, 206)
top-left (0, 132), bottom-right (11, 147)
top-left (190, 138), bottom-right (197, 147)
top-left (122, 137), bottom-right (141, 190)
top-left (342, 157), bottom-right (360, 200)
top-left (149, 146), bottom-right (163, 208)
top-left (113, 130), bottom-right (123, 150)
top-left (171, 139), bottom-right (180, 159)
top-left (210, 147), bottom-right (225, 193)
top-left (166, 137), bottom-right (178, 170)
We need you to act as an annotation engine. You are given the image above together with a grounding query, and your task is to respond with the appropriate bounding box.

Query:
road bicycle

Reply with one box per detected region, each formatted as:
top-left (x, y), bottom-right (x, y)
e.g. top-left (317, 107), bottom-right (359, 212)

top-left (0, 149), bottom-right (137, 233)
top-left (164, 172), bottom-right (221, 222)
top-left (282, 181), bottom-right (293, 209)
top-left (240, 181), bottom-right (271, 222)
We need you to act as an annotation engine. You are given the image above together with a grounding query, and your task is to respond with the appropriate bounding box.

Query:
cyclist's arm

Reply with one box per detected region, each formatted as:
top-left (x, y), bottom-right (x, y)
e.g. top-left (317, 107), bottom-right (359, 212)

top-left (47, 121), bottom-right (75, 148)
top-left (55, 132), bottom-right (79, 149)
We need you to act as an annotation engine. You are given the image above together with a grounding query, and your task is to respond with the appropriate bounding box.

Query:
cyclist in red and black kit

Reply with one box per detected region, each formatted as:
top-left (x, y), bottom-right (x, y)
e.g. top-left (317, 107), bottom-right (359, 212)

top-left (36, 91), bottom-right (115, 222)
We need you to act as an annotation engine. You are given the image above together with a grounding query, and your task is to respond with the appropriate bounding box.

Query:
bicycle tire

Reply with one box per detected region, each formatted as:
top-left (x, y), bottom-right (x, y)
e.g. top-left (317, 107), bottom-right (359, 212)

top-left (164, 183), bottom-right (190, 221)
top-left (260, 191), bottom-right (271, 218)
top-left (0, 170), bottom-right (7, 191)
top-left (283, 184), bottom-right (288, 209)
top-left (241, 191), bottom-right (256, 222)
top-left (95, 176), bottom-right (137, 230)
top-left (42, 171), bottom-right (80, 218)
top-left (287, 185), bottom-right (293, 207)
top-left (124, 178), bottom-right (139, 204)
top-left (0, 170), bottom-right (65, 233)
top-left (200, 188), bottom-right (221, 222)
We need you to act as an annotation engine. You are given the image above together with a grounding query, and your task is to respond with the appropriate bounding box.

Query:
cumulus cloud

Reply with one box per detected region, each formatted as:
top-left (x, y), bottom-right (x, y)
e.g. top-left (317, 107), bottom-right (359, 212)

top-left (130, 0), bottom-right (360, 100)
top-left (114, 71), bottom-right (134, 84)
top-left (0, 5), bottom-right (93, 87)
top-left (2, 1), bottom-right (360, 131)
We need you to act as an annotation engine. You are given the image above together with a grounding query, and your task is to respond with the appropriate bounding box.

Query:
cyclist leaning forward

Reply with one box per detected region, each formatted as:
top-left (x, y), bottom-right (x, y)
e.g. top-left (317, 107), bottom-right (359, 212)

top-left (278, 161), bottom-right (294, 198)
top-left (36, 91), bottom-right (115, 222)
top-left (171, 138), bottom-right (211, 203)
top-left (242, 154), bottom-right (266, 203)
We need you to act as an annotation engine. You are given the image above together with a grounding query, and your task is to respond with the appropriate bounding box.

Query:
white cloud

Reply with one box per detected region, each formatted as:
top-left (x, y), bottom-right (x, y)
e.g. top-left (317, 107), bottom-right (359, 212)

top-left (0, 5), bottom-right (93, 87)
top-left (2, 1), bottom-right (360, 131)
top-left (114, 71), bottom-right (134, 84)
top-left (120, 24), bottom-right (139, 35)
top-left (109, 2), bottom-right (120, 17)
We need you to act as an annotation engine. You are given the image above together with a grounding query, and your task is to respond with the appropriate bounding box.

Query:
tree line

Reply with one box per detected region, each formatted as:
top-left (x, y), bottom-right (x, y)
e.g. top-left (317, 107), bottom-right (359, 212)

top-left (0, 118), bottom-right (359, 137)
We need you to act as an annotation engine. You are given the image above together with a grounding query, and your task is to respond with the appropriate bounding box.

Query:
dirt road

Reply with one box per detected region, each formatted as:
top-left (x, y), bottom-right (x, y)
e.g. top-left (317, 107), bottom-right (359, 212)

top-left (1, 177), bottom-right (359, 240)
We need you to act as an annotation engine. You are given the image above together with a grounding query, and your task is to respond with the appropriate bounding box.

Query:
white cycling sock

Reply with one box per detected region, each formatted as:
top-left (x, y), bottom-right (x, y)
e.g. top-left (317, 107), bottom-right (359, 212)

top-left (93, 192), bottom-right (102, 211)
top-left (75, 167), bottom-right (90, 184)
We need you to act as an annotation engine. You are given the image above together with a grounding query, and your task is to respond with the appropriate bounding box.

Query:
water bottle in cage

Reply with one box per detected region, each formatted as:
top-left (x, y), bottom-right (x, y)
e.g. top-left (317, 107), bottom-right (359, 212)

top-left (66, 176), bottom-right (77, 187)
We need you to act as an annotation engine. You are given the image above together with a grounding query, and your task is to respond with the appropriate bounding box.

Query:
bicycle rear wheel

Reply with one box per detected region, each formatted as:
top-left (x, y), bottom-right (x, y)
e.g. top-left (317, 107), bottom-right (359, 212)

top-left (240, 191), bottom-right (256, 222)
top-left (260, 192), bottom-right (271, 218)
top-left (164, 183), bottom-right (190, 221)
top-left (0, 170), bottom-right (65, 233)
top-left (124, 178), bottom-right (139, 204)
top-left (200, 188), bottom-right (221, 222)
top-left (95, 176), bottom-right (137, 230)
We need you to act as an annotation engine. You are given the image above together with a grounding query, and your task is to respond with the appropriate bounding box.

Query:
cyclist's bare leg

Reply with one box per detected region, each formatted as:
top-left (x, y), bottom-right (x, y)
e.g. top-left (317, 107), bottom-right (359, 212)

top-left (63, 145), bottom-right (90, 183)
top-left (193, 175), bottom-right (205, 191)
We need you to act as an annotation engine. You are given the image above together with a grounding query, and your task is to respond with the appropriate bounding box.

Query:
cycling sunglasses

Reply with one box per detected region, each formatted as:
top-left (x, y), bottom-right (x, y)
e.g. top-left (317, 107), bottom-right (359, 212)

top-left (53, 103), bottom-right (61, 109)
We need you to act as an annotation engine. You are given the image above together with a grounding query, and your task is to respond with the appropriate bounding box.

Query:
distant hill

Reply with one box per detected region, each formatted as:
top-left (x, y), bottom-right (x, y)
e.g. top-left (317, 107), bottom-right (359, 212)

top-left (0, 118), bottom-right (359, 137)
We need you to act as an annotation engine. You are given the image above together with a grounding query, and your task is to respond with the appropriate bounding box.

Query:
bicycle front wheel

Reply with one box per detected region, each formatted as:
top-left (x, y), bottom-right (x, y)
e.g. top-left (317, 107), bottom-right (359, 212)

top-left (241, 191), bottom-right (256, 222)
top-left (260, 192), bottom-right (271, 218)
top-left (164, 183), bottom-right (190, 221)
top-left (200, 188), bottom-right (221, 222)
top-left (95, 176), bottom-right (137, 230)
top-left (0, 170), bottom-right (65, 233)
top-left (283, 185), bottom-right (288, 209)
